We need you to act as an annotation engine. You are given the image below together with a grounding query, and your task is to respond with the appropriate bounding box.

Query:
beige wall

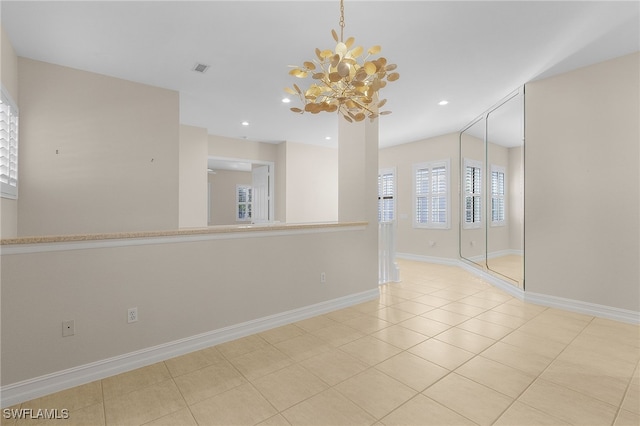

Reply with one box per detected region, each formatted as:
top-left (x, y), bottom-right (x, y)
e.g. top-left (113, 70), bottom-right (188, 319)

top-left (525, 52), bottom-right (639, 311)
top-left (285, 141), bottom-right (338, 223)
top-left (1, 26), bottom-right (19, 238)
top-left (1, 227), bottom-right (376, 385)
top-left (379, 133), bottom-right (460, 259)
top-left (179, 125), bottom-right (208, 228)
top-left (17, 58), bottom-right (180, 236)
top-left (208, 169), bottom-right (252, 225)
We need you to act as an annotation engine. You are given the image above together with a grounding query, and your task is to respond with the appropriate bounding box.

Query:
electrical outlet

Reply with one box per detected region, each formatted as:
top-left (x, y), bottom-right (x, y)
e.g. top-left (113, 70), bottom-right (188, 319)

top-left (127, 307), bottom-right (138, 323)
top-left (62, 320), bottom-right (75, 337)
top-left (320, 272), bottom-right (326, 283)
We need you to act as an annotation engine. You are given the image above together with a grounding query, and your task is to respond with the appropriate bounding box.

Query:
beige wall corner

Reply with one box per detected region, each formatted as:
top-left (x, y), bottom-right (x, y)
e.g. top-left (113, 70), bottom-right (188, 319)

top-left (525, 52), bottom-right (640, 311)
top-left (179, 124), bottom-right (208, 228)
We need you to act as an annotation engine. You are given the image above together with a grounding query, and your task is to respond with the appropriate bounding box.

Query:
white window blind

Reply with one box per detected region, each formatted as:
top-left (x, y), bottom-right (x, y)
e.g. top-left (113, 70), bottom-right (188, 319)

top-left (491, 165), bottom-right (506, 226)
top-left (378, 168), bottom-right (395, 222)
top-left (413, 160), bottom-right (449, 229)
top-left (236, 184), bottom-right (252, 221)
top-left (1, 87), bottom-right (18, 199)
top-left (464, 159), bottom-right (482, 228)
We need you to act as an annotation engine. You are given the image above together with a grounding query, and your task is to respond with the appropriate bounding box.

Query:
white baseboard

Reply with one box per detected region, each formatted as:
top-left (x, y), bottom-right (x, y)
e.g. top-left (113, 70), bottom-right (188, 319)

top-left (524, 292), bottom-right (640, 324)
top-left (398, 253), bottom-right (640, 325)
top-left (0, 288), bottom-right (379, 408)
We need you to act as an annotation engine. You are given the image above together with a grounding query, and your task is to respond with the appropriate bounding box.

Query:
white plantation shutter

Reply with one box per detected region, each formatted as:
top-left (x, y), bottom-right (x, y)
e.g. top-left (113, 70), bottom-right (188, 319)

top-left (236, 185), bottom-right (252, 221)
top-left (491, 165), bottom-right (506, 225)
top-left (464, 159), bottom-right (482, 228)
top-left (413, 160), bottom-right (449, 229)
top-left (1, 88), bottom-right (18, 199)
top-left (378, 169), bottom-right (395, 222)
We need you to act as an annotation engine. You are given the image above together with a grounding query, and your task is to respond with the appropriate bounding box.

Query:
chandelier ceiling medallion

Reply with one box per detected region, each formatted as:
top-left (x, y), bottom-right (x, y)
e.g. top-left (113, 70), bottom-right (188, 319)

top-left (286, 0), bottom-right (399, 123)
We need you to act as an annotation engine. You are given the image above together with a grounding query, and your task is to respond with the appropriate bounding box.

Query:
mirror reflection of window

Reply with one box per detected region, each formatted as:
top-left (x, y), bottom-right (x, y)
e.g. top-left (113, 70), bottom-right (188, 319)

top-left (236, 185), bottom-right (252, 221)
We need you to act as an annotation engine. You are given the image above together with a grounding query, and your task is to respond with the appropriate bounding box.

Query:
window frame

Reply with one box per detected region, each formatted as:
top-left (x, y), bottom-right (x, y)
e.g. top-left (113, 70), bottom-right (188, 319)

top-left (1, 86), bottom-right (19, 200)
top-left (491, 164), bottom-right (506, 227)
top-left (378, 167), bottom-right (396, 223)
top-left (463, 158), bottom-right (483, 229)
top-left (236, 184), bottom-right (252, 222)
top-left (412, 159), bottom-right (450, 230)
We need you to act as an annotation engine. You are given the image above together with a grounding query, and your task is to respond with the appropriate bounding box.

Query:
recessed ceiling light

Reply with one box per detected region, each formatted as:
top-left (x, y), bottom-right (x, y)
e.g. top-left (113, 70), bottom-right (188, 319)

top-left (325, 136), bottom-right (332, 140)
top-left (241, 121), bottom-right (249, 126)
top-left (282, 98), bottom-right (291, 103)
top-left (438, 100), bottom-right (449, 106)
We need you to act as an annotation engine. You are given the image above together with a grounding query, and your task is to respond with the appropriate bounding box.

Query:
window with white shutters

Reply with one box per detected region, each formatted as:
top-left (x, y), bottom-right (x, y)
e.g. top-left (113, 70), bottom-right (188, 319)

top-left (464, 159), bottom-right (482, 229)
top-left (1, 87), bottom-right (18, 199)
top-left (413, 160), bottom-right (449, 229)
top-left (378, 168), bottom-right (395, 222)
top-left (491, 165), bottom-right (506, 226)
top-left (236, 184), bottom-right (252, 221)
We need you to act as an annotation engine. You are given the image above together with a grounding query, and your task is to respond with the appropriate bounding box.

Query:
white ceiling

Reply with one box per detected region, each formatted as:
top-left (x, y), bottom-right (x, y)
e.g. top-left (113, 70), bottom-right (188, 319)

top-left (2, 1), bottom-right (638, 148)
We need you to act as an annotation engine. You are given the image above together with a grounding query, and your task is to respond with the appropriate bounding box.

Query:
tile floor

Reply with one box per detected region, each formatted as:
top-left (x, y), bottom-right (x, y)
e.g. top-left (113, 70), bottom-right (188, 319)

top-left (2, 260), bottom-right (639, 426)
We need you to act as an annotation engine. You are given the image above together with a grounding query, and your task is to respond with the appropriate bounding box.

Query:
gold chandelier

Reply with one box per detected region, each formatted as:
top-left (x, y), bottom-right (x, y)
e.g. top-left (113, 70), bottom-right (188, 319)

top-left (285, 0), bottom-right (399, 123)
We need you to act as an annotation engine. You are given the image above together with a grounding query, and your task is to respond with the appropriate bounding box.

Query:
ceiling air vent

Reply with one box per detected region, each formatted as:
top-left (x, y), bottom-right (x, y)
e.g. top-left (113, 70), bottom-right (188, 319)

top-left (192, 63), bottom-right (210, 73)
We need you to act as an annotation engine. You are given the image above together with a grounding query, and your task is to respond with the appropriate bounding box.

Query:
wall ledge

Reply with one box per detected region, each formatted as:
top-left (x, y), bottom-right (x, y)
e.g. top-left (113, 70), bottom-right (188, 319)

top-left (0, 222), bottom-right (367, 254)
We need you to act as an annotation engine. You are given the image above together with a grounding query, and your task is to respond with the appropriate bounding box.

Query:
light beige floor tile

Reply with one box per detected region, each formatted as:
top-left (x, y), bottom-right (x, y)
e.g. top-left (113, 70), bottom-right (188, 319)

top-left (434, 327), bottom-right (495, 353)
top-left (422, 373), bottom-right (513, 426)
top-left (274, 333), bottom-right (332, 362)
top-left (471, 289), bottom-right (513, 303)
top-left (339, 336), bottom-right (402, 366)
top-left (281, 388), bottom-right (375, 426)
top-left (351, 300), bottom-right (387, 314)
top-left (370, 307), bottom-right (415, 324)
top-left (413, 294), bottom-right (452, 308)
top-left (310, 323), bottom-right (364, 346)
top-left (420, 309), bottom-right (470, 326)
top-left (380, 394), bottom-right (476, 426)
top-left (540, 357), bottom-right (631, 406)
top-left (103, 379), bottom-right (186, 426)
top-left (474, 309), bottom-right (527, 329)
top-left (164, 346), bottom-right (226, 378)
top-left (216, 334), bottom-right (271, 359)
top-left (516, 319), bottom-right (583, 345)
top-left (256, 414), bottom-right (291, 426)
top-left (622, 372), bottom-right (640, 414)
top-left (614, 409), bottom-right (640, 426)
top-left (456, 318), bottom-right (513, 340)
top-left (408, 339), bottom-right (474, 370)
top-left (557, 345), bottom-right (637, 378)
top-left (173, 359), bottom-right (246, 404)
top-left (493, 401), bottom-right (570, 425)
top-left (455, 355), bottom-right (535, 398)
top-left (481, 341), bottom-right (553, 376)
top-left (565, 333), bottom-right (640, 366)
top-left (398, 316), bottom-right (451, 336)
top-left (440, 301), bottom-right (487, 317)
top-left (498, 329), bottom-right (567, 358)
top-left (142, 407), bottom-right (196, 426)
top-left (342, 315), bottom-right (393, 334)
top-left (583, 318), bottom-right (640, 348)
top-left (378, 294), bottom-right (408, 306)
top-left (335, 369), bottom-right (416, 419)
top-left (189, 383), bottom-right (277, 426)
top-left (252, 364), bottom-right (328, 411)
top-left (491, 301), bottom-right (544, 319)
top-left (370, 324), bottom-right (428, 350)
top-left (299, 348), bottom-right (368, 386)
top-left (375, 351), bottom-right (448, 391)
top-left (381, 287), bottom-right (424, 300)
top-left (457, 295), bottom-right (504, 309)
top-left (19, 381), bottom-right (103, 413)
top-left (324, 307), bottom-right (365, 323)
top-left (518, 378), bottom-right (617, 425)
top-left (390, 300), bottom-right (434, 315)
top-left (259, 324), bottom-right (307, 345)
top-left (227, 345), bottom-right (293, 381)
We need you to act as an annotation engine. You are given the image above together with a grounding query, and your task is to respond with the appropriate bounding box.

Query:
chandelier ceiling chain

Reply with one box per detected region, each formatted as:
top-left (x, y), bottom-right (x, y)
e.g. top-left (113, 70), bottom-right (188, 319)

top-left (286, 0), bottom-right (399, 123)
